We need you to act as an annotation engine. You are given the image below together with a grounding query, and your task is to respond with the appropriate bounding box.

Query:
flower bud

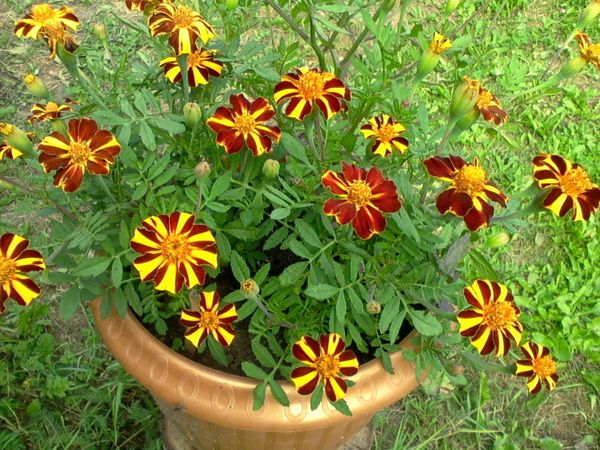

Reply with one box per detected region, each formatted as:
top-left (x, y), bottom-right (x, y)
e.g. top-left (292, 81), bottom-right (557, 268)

top-left (484, 232), bottom-right (510, 248)
top-left (450, 77), bottom-right (481, 120)
top-left (0, 123), bottom-right (34, 157)
top-left (23, 74), bottom-right (49, 99)
top-left (241, 279), bottom-right (260, 300)
top-left (225, 0), bottom-right (239, 10)
top-left (578, 1), bottom-right (600, 28)
top-left (262, 159), bottom-right (280, 179)
top-left (559, 56), bottom-right (587, 78)
top-left (444, 0), bottom-right (461, 14)
top-left (366, 300), bottom-right (381, 314)
top-left (0, 179), bottom-right (14, 190)
top-left (93, 23), bottom-right (107, 43)
top-left (455, 107), bottom-right (480, 131)
top-left (194, 161), bottom-right (211, 179)
top-left (183, 102), bottom-right (201, 127)
top-left (416, 48), bottom-right (441, 80)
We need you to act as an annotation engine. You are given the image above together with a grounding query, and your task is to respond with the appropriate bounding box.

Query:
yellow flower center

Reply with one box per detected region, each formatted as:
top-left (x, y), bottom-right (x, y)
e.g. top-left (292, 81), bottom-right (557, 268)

top-left (297, 71), bottom-right (327, 101)
top-left (31, 4), bottom-right (60, 23)
top-left (346, 180), bottom-right (372, 207)
top-left (476, 90), bottom-right (494, 109)
top-left (0, 256), bottom-right (16, 285)
top-left (481, 301), bottom-right (517, 330)
top-left (0, 123), bottom-right (14, 136)
top-left (315, 354), bottom-right (340, 379)
top-left (234, 113), bottom-right (256, 134)
top-left (24, 74), bottom-right (36, 84)
top-left (241, 279), bottom-right (258, 295)
top-left (45, 103), bottom-right (59, 113)
top-left (172, 6), bottom-right (197, 28)
top-left (68, 141), bottom-right (91, 164)
top-left (454, 165), bottom-right (487, 195)
top-left (430, 34), bottom-right (452, 54)
top-left (374, 123), bottom-right (398, 143)
top-left (531, 355), bottom-right (557, 379)
top-left (199, 310), bottom-right (220, 330)
top-left (188, 51), bottom-right (206, 67)
top-left (559, 167), bottom-right (594, 196)
top-left (582, 43), bottom-right (600, 63)
top-left (160, 234), bottom-right (190, 263)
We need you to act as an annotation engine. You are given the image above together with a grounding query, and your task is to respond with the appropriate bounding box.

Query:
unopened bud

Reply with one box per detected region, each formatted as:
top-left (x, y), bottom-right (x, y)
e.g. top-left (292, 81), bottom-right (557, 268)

top-left (194, 161), bottom-right (211, 179)
top-left (416, 48), bottom-right (441, 80)
top-left (225, 0), bottom-right (239, 10)
top-left (366, 300), bottom-right (381, 314)
top-left (0, 123), bottom-right (34, 157)
top-left (23, 74), bottom-right (49, 99)
top-left (241, 279), bottom-right (260, 299)
top-left (578, 1), bottom-right (600, 28)
top-left (183, 102), bottom-right (201, 127)
top-left (559, 56), bottom-right (587, 78)
top-left (485, 232), bottom-right (510, 248)
top-left (0, 179), bottom-right (14, 190)
top-left (93, 23), bottom-right (107, 42)
top-left (455, 107), bottom-right (480, 131)
top-left (450, 77), bottom-right (481, 120)
top-left (444, 0), bottom-right (461, 14)
top-left (262, 159), bottom-right (280, 179)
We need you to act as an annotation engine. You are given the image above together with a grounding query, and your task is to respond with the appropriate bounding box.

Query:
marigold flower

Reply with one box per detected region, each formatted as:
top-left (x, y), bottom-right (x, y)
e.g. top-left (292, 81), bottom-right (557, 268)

top-left (457, 280), bottom-right (523, 357)
top-left (274, 67), bottom-right (351, 121)
top-left (38, 118), bottom-right (121, 192)
top-left (430, 32), bottom-right (452, 55)
top-left (360, 114), bottom-right (409, 157)
top-left (23, 73), bottom-right (49, 99)
top-left (130, 212), bottom-right (218, 294)
top-left (180, 291), bottom-right (238, 347)
top-left (475, 83), bottom-right (507, 125)
top-left (575, 31), bottom-right (600, 69)
top-left (0, 233), bottom-right (46, 314)
top-left (423, 156), bottom-right (507, 231)
top-left (126, 0), bottom-right (167, 12)
top-left (322, 163), bottom-right (402, 240)
top-left (532, 153), bottom-right (600, 221)
top-left (207, 94), bottom-right (281, 156)
top-left (148, 4), bottom-right (215, 55)
top-left (28, 101), bottom-right (73, 124)
top-left (291, 333), bottom-right (359, 402)
top-left (515, 343), bottom-right (559, 395)
top-left (14, 4), bottom-right (79, 58)
top-left (159, 48), bottom-right (223, 87)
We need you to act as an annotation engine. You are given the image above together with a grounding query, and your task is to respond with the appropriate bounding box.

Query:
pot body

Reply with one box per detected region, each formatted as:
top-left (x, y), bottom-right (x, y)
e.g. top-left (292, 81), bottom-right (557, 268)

top-left (91, 300), bottom-right (420, 450)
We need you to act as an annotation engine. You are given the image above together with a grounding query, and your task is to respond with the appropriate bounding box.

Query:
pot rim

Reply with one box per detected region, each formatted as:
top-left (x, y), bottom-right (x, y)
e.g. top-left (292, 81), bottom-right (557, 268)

top-left (91, 298), bottom-right (421, 432)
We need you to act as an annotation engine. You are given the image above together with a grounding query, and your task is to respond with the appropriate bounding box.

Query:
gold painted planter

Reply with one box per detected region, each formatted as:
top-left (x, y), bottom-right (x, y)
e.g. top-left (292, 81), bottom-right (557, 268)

top-left (91, 299), bottom-right (420, 450)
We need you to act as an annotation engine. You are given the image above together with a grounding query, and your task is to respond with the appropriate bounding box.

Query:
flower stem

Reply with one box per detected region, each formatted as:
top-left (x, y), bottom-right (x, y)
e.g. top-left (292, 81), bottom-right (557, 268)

top-left (194, 178), bottom-right (205, 217)
top-left (541, 29), bottom-right (577, 80)
top-left (436, 117), bottom-right (458, 154)
top-left (95, 176), bottom-right (116, 203)
top-left (177, 54), bottom-right (190, 105)
top-left (309, 12), bottom-right (327, 71)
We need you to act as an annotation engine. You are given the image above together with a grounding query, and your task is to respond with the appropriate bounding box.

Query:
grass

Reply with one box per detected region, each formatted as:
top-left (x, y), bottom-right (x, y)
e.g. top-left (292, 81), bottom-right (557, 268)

top-left (1, 0), bottom-right (599, 449)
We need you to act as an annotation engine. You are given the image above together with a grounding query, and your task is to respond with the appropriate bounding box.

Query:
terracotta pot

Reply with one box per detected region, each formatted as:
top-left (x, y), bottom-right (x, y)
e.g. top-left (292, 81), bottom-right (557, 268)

top-left (91, 299), bottom-right (421, 450)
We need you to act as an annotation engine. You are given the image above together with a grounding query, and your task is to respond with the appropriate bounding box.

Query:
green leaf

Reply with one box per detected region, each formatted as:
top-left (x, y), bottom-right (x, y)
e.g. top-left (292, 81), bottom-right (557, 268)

top-left (388, 310), bottom-right (407, 344)
top-left (410, 310), bottom-right (443, 336)
top-left (242, 362), bottom-right (268, 379)
top-left (296, 219), bottom-right (321, 248)
top-left (113, 288), bottom-right (128, 318)
top-left (309, 383), bottom-right (324, 411)
top-left (380, 350), bottom-right (394, 374)
top-left (230, 250), bottom-right (250, 282)
top-left (331, 398), bottom-right (352, 416)
top-left (91, 110), bottom-right (125, 126)
top-left (252, 381), bottom-right (267, 411)
top-left (335, 291), bottom-right (347, 323)
top-left (279, 132), bottom-right (313, 167)
top-left (74, 257), bottom-right (112, 277)
top-left (268, 379), bottom-right (290, 407)
top-left (305, 284), bottom-right (338, 299)
top-left (210, 174), bottom-right (231, 199)
top-left (263, 227), bottom-right (288, 250)
top-left (279, 261), bottom-right (308, 286)
top-left (124, 283), bottom-right (143, 316)
top-left (288, 239), bottom-right (312, 259)
top-left (270, 208), bottom-right (291, 220)
top-left (119, 220), bottom-right (130, 250)
top-left (59, 286), bottom-right (80, 321)
top-left (392, 208), bottom-right (421, 243)
top-left (131, 183), bottom-right (148, 201)
top-left (251, 341), bottom-right (276, 368)
top-left (111, 258), bottom-right (123, 288)
top-left (379, 297), bottom-right (400, 334)
top-left (149, 116), bottom-right (186, 135)
top-left (139, 121), bottom-right (156, 151)
top-left (469, 249), bottom-right (498, 280)
top-left (208, 336), bottom-right (229, 366)
top-left (254, 264), bottom-right (270, 285)
top-left (237, 299), bottom-right (258, 321)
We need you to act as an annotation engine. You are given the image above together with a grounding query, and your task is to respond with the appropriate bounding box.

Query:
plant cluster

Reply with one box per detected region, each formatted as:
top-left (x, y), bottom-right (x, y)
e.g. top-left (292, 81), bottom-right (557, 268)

top-left (1, 0), bottom-right (599, 416)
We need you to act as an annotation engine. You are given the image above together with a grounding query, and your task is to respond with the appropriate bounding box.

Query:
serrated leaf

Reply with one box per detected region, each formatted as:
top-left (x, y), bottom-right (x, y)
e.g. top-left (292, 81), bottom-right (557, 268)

top-left (305, 284), bottom-right (338, 299)
top-left (113, 288), bottom-right (128, 318)
top-left (410, 310), bottom-right (443, 336)
top-left (279, 132), bottom-right (313, 168)
top-left (331, 398), bottom-right (352, 416)
top-left (279, 261), bottom-right (308, 286)
top-left (296, 219), bottom-right (321, 248)
top-left (131, 183), bottom-right (148, 201)
top-left (388, 310), bottom-right (407, 344)
top-left (124, 283), bottom-right (143, 316)
top-left (264, 227), bottom-right (288, 250)
top-left (230, 250), bottom-right (250, 282)
top-left (59, 286), bottom-right (80, 320)
top-left (252, 381), bottom-right (267, 411)
top-left (210, 174), bottom-right (231, 199)
top-left (335, 291), bottom-right (347, 323)
top-left (309, 383), bottom-right (324, 411)
top-left (379, 297), bottom-right (400, 334)
top-left (111, 258), bottom-right (123, 288)
top-left (288, 239), bottom-right (312, 259)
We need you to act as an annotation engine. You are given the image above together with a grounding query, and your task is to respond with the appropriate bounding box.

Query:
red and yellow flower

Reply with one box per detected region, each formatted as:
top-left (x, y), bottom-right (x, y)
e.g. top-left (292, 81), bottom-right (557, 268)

top-left (576, 31), bottom-right (600, 69)
top-left (322, 163), bottom-right (402, 240)
top-left (14, 4), bottom-right (80, 58)
top-left (360, 114), bottom-right (409, 157)
top-left (207, 94), bottom-right (281, 156)
top-left (457, 279), bottom-right (523, 357)
top-left (274, 67), bottom-right (351, 120)
top-left (159, 48), bottom-right (223, 87)
top-left (0, 141), bottom-right (23, 160)
top-left (291, 333), bottom-right (359, 402)
top-left (532, 153), bottom-right (600, 221)
top-left (515, 343), bottom-right (559, 395)
top-left (423, 156), bottom-right (507, 231)
top-left (474, 82), bottom-right (508, 125)
top-left (0, 233), bottom-right (46, 314)
top-left (125, 0), bottom-right (167, 12)
top-left (38, 118), bottom-right (121, 192)
top-left (130, 212), bottom-right (218, 294)
top-left (180, 291), bottom-right (238, 347)
top-left (148, 4), bottom-right (215, 55)
top-left (27, 101), bottom-right (73, 124)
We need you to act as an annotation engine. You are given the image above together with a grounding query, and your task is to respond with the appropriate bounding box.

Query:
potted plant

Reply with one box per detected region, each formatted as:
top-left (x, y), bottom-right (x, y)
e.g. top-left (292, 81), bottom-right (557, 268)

top-left (2, 0), bottom-right (597, 448)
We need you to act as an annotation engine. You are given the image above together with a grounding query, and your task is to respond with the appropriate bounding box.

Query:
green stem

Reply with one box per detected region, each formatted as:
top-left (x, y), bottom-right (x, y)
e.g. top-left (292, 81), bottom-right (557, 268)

top-left (264, 0), bottom-right (310, 43)
top-left (96, 176), bottom-right (116, 203)
top-left (177, 54), bottom-right (190, 105)
top-left (464, 352), bottom-right (515, 375)
top-left (57, 47), bottom-right (106, 108)
top-left (436, 117), bottom-right (458, 154)
top-left (399, 0), bottom-right (412, 27)
top-left (304, 113), bottom-right (320, 164)
top-left (309, 12), bottom-right (327, 70)
top-left (541, 30), bottom-right (577, 80)
top-left (194, 178), bottom-right (205, 217)
top-left (45, 240), bottom-right (69, 265)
